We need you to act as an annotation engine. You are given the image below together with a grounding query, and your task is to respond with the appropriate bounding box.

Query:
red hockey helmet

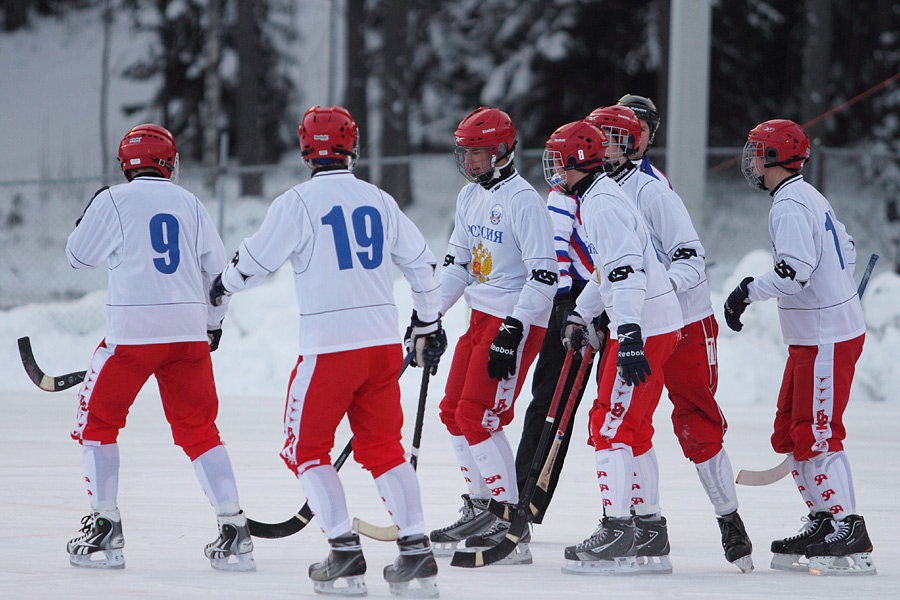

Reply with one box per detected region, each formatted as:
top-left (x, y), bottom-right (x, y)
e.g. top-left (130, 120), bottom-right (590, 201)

top-left (585, 105), bottom-right (642, 163)
top-left (299, 105), bottom-right (360, 170)
top-left (542, 120), bottom-right (609, 195)
top-left (742, 119), bottom-right (810, 190)
top-left (118, 124), bottom-right (177, 179)
top-left (453, 107), bottom-right (516, 184)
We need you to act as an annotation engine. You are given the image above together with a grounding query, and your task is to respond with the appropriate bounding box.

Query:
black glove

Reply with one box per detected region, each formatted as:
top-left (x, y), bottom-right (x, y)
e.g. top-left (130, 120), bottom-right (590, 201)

top-left (561, 310), bottom-right (603, 352)
top-left (616, 323), bottom-right (650, 387)
top-left (208, 326), bottom-right (223, 352)
top-left (403, 311), bottom-right (448, 375)
top-left (210, 273), bottom-right (231, 307)
top-left (724, 276), bottom-right (754, 332)
top-left (75, 186), bottom-right (109, 226)
top-left (487, 316), bottom-right (524, 380)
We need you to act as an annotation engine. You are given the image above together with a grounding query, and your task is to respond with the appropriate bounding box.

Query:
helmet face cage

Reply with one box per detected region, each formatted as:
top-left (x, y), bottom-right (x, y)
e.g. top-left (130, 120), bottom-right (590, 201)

top-left (741, 139), bottom-right (766, 190)
top-left (299, 106), bottom-right (360, 171)
top-left (453, 107), bottom-right (516, 184)
top-left (118, 124), bottom-right (178, 179)
top-left (595, 124), bottom-right (632, 164)
top-left (542, 149), bottom-right (568, 194)
top-left (617, 94), bottom-right (661, 144)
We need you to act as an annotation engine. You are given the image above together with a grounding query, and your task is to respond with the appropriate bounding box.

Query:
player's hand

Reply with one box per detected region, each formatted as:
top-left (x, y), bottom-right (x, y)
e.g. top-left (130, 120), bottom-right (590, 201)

top-left (724, 277), bottom-right (754, 332)
top-left (208, 326), bottom-right (223, 352)
top-left (487, 316), bottom-right (524, 380)
top-left (403, 311), bottom-right (448, 375)
top-left (561, 310), bottom-right (602, 353)
top-left (210, 274), bottom-right (231, 307)
top-left (616, 323), bottom-right (650, 387)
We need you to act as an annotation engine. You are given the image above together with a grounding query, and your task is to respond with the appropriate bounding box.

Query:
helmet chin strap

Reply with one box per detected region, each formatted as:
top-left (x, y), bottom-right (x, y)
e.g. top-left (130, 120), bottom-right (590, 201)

top-left (485, 151), bottom-right (514, 185)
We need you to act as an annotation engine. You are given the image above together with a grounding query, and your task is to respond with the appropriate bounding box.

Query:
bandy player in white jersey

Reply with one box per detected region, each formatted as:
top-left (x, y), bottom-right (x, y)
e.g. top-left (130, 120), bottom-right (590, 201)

top-left (428, 107), bottom-right (557, 563)
top-left (616, 94), bottom-right (671, 189)
top-left (210, 106), bottom-right (443, 597)
top-left (587, 105), bottom-right (753, 573)
top-left (725, 119), bottom-right (874, 576)
top-left (543, 120), bottom-right (682, 574)
top-left (65, 124), bottom-right (255, 572)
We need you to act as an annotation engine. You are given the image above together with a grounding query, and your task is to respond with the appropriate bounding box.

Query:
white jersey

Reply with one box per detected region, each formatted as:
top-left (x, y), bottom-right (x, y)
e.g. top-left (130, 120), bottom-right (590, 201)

top-left (441, 171), bottom-right (557, 327)
top-left (66, 176), bottom-right (228, 344)
top-left (747, 174), bottom-right (864, 345)
top-left (220, 169), bottom-right (441, 355)
top-left (615, 162), bottom-right (713, 325)
top-left (636, 155), bottom-right (671, 189)
top-left (574, 173), bottom-right (683, 337)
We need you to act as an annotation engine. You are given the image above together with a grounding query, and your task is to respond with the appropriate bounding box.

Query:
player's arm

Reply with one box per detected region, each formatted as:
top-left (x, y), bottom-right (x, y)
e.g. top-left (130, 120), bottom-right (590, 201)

top-left (748, 207), bottom-right (815, 302)
top-left (195, 198), bottom-right (230, 324)
top-left (440, 194), bottom-right (472, 315)
top-left (66, 188), bottom-right (121, 270)
top-left (547, 190), bottom-right (578, 295)
top-left (511, 194), bottom-right (558, 327)
top-left (390, 203), bottom-right (441, 323)
top-left (645, 186), bottom-right (706, 293)
top-left (594, 204), bottom-right (647, 327)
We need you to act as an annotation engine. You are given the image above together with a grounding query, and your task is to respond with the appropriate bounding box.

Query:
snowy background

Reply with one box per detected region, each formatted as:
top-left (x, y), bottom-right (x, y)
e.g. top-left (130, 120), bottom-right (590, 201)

top-left (3, 4), bottom-right (900, 599)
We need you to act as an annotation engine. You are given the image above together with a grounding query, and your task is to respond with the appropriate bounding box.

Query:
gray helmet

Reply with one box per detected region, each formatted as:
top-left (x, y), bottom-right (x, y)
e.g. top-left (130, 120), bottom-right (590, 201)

top-left (617, 94), bottom-right (661, 145)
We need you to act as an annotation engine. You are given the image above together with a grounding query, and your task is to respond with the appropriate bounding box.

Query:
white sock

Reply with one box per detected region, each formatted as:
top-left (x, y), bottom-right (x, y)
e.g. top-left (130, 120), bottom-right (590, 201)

top-left (809, 451), bottom-right (856, 519)
top-left (632, 448), bottom-right (660, 516)
top-left (695, 448), bottom-right (739, 516)
top-left (451, 435), bottom-right (489, 498)
top-left (192, 445), bottom-right (241, 515)
top-left (374, 462), bottom-right (425, 538)
top-left (82, 443), bottom-right (119, 511)
top-left (469, 431), bottom-right (518, 503)
top-left (299, 465), bottom-right (351, 539)
top-left (595, 444), bottom-right (634, 518)
top-left (789, 455), bottom-right (829, 513)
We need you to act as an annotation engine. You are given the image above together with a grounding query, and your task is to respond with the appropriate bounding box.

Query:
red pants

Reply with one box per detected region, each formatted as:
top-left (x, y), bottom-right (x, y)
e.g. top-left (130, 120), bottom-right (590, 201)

top-left (440, 310), bottom-right (545, 444)
top-left (771, 335), bottom-right (864, 461)
top-left (663, 315), bottom-right (727, 463)
top-left (73, 340), bottom-right (222, 461)
top-left (281, 344), bottom-right (406, 478)
top-left (590, 331), bottom-right (679, 455)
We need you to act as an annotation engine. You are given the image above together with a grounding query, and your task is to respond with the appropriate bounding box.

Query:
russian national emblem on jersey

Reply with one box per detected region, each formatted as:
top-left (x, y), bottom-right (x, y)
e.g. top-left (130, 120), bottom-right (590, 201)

top-left (471, 241), bottom-right (493, 283)
top-left (490, 204), bottom-right (503, 225)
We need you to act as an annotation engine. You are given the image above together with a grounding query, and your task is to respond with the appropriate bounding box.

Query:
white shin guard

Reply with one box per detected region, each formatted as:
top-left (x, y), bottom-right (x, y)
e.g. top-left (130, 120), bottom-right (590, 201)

top-left (695, 448), bottom-right (739, 516)
top-left (808, 450), bottom-right (856, 519)
top-left (192, 444), bottom-right (241, 513)
top-left (374, 462), bottom-right (425, 538)
top-left (451, 435), bottom-right (490, 499)
top-left (82, 443), bottom-right (120, 510)
top-left (632, 448), bottom-right (661, 516)
top-left (594, 444), bottom-right (634, 518)
top-left (299, 465), bottom-right (351, 539)
top-left (470, 431), bottom-right (518, 504)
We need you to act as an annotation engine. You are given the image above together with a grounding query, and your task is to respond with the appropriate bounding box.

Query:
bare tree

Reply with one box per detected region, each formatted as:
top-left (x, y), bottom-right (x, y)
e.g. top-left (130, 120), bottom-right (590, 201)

top-left (345, 0), bottom-right (369, 181)
top-left (378, 0), bottom-right (411, 207)
top-left (236, 0), bottom-right (263, 195)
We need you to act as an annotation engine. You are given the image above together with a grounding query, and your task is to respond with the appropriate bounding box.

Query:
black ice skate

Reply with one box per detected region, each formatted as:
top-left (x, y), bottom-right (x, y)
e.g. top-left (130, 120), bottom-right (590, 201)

top-left (428, 494), bottom-right (495, 556)
top-left (67, 508), bottom-right (125, 569)
top-left (383, 535), bottom-right (439, 598)
top-left (633, 515), bottom-right (672, 574)
top-left (205, 511), bottom-right (256, 572)
top-left (805, 514), bottom-right (876, 576)
top-left (770, 511), bottom-right (833, 572)
top-left (717, 510), bottom-right (753, 573)
top-left (309, 533), bottom-right (368, 596)
top-left (463, 516), bottom-right (532, 565)
top-left (562, 517), bottom-right (639, 575)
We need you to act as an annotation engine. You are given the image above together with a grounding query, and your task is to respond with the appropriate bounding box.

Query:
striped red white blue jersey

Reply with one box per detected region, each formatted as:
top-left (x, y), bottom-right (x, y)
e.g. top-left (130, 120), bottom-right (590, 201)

top-left (546, 190), bottom-right (594, 294)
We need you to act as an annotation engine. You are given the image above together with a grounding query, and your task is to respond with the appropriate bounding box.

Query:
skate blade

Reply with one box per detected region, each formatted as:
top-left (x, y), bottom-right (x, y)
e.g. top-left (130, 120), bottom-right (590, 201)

top-left (808, 552), bottom-right (877, 576)
top-left (561, 556), bottom-right (640, 575)
top-left (730, 554), bottom-right (754, 574)
top-left (453, 543), bottom-right (533, 566)
top-left (636, 555), bottom-right (673, 574)
top-left (387, 576), bottom-right (439, 598)
top-left (430, 541), bottom-right (459, 558)
top-left (69, 549), bottom-right (125, 569)
top-left (210, 552), bottom-right (256, 572)
top-left (769, 553), bottom-right (809, 572)
top-left (313, 575), bottom-right (368, 596)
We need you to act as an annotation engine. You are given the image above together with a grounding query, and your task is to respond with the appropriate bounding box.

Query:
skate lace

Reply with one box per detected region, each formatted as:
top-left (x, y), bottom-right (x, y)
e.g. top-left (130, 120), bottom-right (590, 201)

top-left (576, 523), bottom-right (609, 550)
top-left (436, 499), bottom-right (480, 532)
top-left (782, 515), bottom-right (819, 543)
top-left (823, 519), bottom-right (850, 543)
top-left (76, 514), bottom-right (93, 536)
top-left (721, 519), bottom-right (744, 548)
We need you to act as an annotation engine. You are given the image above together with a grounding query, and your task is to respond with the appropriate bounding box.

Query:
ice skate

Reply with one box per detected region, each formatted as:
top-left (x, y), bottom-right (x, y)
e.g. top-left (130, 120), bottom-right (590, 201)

top-left (428, 494), bottom-right (495, 556)
top-left (562, 517), bottom-right (639, 575)
top-left (633, 515), bottom-right (672, 574)
top-left (806, 514), bottom-right (876, 576)
top-left (383, 535), bottom-right (439, 598)
top-left (770, 511), bottom-right (833, 572)
top-left (205, 511), bottom-right (256, 572)
top-left (717, 510), bottom-right (753, 573)
top-left (462, 517), bottom-right (532, 565)
top-left (310, 533), bottom-right (368, 596)
top-left (67, 509), bottom-right (125, 569)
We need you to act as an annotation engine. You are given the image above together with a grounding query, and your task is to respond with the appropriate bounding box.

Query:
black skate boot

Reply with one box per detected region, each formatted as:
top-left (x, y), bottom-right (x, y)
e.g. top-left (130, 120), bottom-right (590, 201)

top-left (428, 494), bottom-right (495, 556)
top-left (463, 515), bottom-right (532, 565)
top-left (383, 535), bottom-right (439, 598)
top-left (633, 515), bottom-right (672, 574)
top-left (67, 508), bottom-right (125, 569)
top-left (805, 514), bottom-right (876, 576)
top-left (770, 511), bottom-right (833, 572)
top-left (717, 510), bottom-right (753, 573)
top-left (562, 517), bottom-right (639, 575)
top-left (205, 511), bottom-right (255, 572)
top-left (309, 533), bottom-right (368, 596)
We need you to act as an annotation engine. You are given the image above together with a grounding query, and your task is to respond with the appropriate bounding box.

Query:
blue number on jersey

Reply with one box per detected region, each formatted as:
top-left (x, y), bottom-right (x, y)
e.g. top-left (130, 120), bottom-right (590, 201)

top-left (322, 205), bottom-right (384, 270)
top-left (824, 212), bottom-right (845, 270)
top-left (149, 213), bottom-right (180, 274)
